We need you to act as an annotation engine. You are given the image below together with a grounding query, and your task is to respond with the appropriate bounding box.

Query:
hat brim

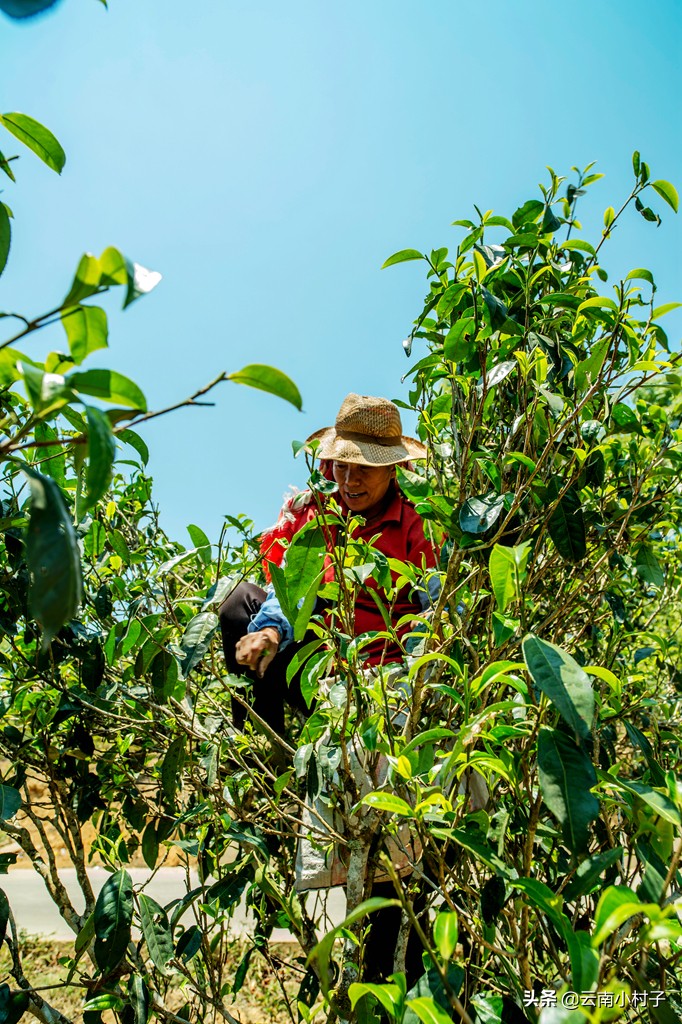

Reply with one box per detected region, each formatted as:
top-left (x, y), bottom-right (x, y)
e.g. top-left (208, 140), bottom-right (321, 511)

top-left (304, 426), bottom-right (427, 466)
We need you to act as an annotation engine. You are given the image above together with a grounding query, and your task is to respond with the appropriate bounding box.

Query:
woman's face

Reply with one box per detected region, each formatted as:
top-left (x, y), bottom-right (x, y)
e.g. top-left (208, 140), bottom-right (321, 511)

top-left (332, 461), bottom-right (395, 517)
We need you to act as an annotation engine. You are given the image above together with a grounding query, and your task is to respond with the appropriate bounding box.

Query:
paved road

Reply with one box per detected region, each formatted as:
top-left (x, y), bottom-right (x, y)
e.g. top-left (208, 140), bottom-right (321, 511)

top-left (4, 867), bottom-right (346, 942)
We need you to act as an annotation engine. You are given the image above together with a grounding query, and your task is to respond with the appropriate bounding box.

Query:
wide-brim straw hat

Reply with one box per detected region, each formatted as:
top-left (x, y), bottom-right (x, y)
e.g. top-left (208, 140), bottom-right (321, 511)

top-left (305, 393), bottom-right (427, 466)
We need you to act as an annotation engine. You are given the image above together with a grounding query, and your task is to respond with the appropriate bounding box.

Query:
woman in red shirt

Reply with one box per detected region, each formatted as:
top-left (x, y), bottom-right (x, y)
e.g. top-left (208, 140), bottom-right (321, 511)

top-left (219, 393), bottom-right (438, 732)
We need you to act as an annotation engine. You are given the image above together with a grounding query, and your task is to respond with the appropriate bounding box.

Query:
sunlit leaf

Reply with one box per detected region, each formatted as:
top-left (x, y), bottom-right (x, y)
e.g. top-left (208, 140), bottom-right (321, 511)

top-left (361, 792), bottom-right (413, 815)
top-left (63, 253), bottom-right (102, 306)
top-left (650, 179), bottom-right (679, 213)
top-left (227, 364), bottom-right (302, 411)
top-left (0, 112), bottom-right (65, 173)
top-left (433, 911), bottom-right (458, 960)
top-left (67, 368), bottom-right (147, 411)
top-left (381, 248), bottom-right (424, 269)
top-left (61, 305), bottom-right (108, 365)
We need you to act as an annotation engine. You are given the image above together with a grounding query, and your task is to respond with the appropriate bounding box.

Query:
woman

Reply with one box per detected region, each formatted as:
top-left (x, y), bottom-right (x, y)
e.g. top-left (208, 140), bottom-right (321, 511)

top-left (218, 393), bottom-right (438, 989)
top-left (219, 392), bottom-right (438, 732)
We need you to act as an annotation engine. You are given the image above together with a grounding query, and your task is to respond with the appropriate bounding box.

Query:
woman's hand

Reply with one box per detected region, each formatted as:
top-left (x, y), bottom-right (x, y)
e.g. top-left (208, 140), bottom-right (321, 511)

top-left (235, 627), bottom-right (280, 678)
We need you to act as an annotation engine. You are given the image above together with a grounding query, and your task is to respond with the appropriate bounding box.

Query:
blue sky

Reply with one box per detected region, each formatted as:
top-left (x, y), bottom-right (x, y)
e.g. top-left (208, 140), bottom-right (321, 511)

top-left (2, 0), bottom-right (681, 543)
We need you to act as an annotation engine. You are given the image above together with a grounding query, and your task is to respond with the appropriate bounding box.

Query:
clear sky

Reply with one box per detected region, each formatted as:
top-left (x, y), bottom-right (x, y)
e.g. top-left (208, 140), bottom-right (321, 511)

top-left (2, 0), bottom-right (681, 544)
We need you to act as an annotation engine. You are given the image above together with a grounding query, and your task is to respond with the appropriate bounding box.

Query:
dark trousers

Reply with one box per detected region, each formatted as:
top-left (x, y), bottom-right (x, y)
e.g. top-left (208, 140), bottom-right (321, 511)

top-left (218, 581), bottom-right (425, 989)
top-left (218, 581), bottom-right (309, 734)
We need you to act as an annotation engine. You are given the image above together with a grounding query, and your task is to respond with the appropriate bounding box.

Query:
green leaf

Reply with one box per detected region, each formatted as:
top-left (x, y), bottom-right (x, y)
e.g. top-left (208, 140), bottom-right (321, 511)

top-left (24, 467), bottom-right (82, 646)
top-left (613, 778), bottom-right (680, 826)
top-left (443, 316), bottom-right (476, 362)
top-left (349, 982), bottom-right (404, 1019)
top-left (546, 480), bottom-right (586, 563)
top-left (161, 736), bottom-right (186, 804)
top-left (84, 405), bottom-right (116, 507)
top-left (404, 965), bottom-right (464, 1024)
top-left (652, 302), bottom-right (682, 319)
top-left (361, 792), bottom-right (414, 816)
top-left (635, 196), bottom-right (660, 224)
top-left (481, 359), bottom-right (516, 391)
top-left (180, 611), bottom-right (219, 674)
top-left (233, 946), bottom-right (255, 995)
top-left (19, 362), bottom-right (74, 416)
top-left (381, 248), bottom-right (424, 269)
top-left (94, 869), bottom-right (133, 973)
top-left (434, 828), bottom-right (508, 875)
top-left (488, 542), bottom-right (531, 613)
top-left (0, 986), bottom-right (29, 1024)
top-left (285, 524), bottom-right (327, 601)
top-left (138, 893), bottom-right (174, 976)
top-left (537, 727), bottom-right (598, 854)
top-left (632, 151), bottom-right (641, 176)
top-left (117, 428), bottom-right (149, 465)
top-left (469, 995), bottom-right (507, 1024)
top-left (61, 305), bottom-right (108, 365)
top-left (293, 568), bottom-right (325, 642)
top-left (95, 246), bottom-right (162, 307)
top-left (0, 202), bottom-right (10, 278)
top-left (406, 996), bottom-right (456, 1024)
top-left (0, 786), bottom-right (21, 821)
top-left (141, 823), bottom-right (159, 870)
top-left (625, 267), bottom-right (655, 286)
top-left (129, 975), bottom-right (150, 1024)
top-left (99, 245), bottom-right (129, 286)
top-left (0, 112), bottom-right (65, 173)
top-left (0, 149), bottom-right (17, 181)
top-left (522, 634), bottom-right (594, 738)
top-left (563, 848), bottom-right (623, 900)
top-left (0, 890), bottom-right (8, 948)
top-left (651, 179), bottom-right (679, 213)
top-left (592, 885), bottom-right (654, 947)
top-left (512, 198), bottom-right (544, 228)
top-left (577, 295), bottom-right (618, 314)
top-left (63, 253), bottom-right (103, 306)
top-left (308, 897), bottom-right (400, 994)
top-left (433, 911), bottom-right (458, 960)
top-left (176, 924), bottom-right (202, 963)
top-left (187, 523), bottom-right (211, 564)
top-left (67, 368), bottom-right (147, 411)
top-left (459, 491), bottom-right (505, 535)
top-left (635, 545), bottom-right (664, 588)
top-left (0, 0), bottom-right (60, 17)
top-left (226, 364), bottom-right (302, 411)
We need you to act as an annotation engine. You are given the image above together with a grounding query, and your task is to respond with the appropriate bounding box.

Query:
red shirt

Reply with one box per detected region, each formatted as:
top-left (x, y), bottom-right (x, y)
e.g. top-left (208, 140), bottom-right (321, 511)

top-left (260, 485), bottom-right (438, 665)
top-left (342, 487), bottom-right (437, 662)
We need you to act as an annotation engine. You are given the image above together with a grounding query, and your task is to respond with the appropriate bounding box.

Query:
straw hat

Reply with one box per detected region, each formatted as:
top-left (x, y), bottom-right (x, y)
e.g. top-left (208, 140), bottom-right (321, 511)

top-left (305, 393), bottom-right (426, 466)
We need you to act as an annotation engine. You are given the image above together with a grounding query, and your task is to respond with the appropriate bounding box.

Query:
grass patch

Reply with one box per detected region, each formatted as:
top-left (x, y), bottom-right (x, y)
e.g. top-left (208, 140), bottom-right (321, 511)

top-left (0, 933), bottom-right (303, 1022)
